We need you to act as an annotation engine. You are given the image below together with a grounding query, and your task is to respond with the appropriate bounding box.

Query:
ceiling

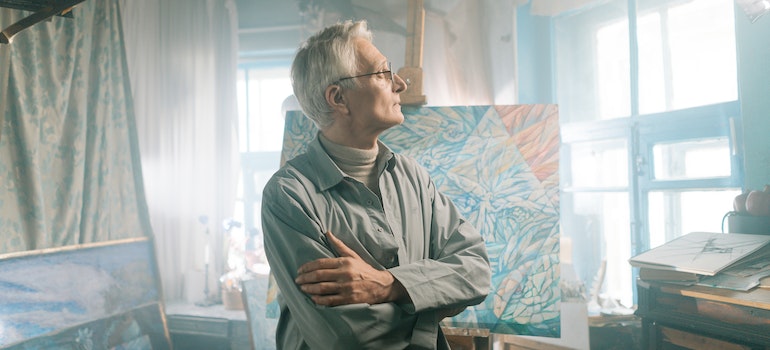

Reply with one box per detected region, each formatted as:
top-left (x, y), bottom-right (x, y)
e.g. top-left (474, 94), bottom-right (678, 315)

top-left (235, 0), bottom-right (302, 31)
top-left (233, 0), bottom-right (302, 63)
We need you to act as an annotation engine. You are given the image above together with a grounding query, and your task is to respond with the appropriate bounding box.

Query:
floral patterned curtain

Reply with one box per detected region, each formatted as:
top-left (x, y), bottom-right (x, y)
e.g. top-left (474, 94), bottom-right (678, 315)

top-left (0, 1), bottom-right (152, 252)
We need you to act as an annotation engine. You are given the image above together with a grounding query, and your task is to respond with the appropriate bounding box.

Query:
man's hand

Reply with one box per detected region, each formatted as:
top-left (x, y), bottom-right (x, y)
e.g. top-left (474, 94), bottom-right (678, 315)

top-left (295, 231), bottom-right (408, 306)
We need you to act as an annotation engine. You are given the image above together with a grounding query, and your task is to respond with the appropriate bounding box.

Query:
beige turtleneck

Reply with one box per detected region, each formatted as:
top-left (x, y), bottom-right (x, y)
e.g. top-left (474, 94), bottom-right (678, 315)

top-left (319, 133), bottom-right (381, 196)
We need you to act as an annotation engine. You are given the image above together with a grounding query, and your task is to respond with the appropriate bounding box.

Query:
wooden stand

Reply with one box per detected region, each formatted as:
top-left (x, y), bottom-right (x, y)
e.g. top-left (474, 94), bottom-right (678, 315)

top-left (443, 327), bottom-right (490, 350)
top-left (0, 0), bottom-right (84, 44)
top-left (398, 0), bottom-right (427, 106)
top-left (636, 279), bottom-right (770, 349)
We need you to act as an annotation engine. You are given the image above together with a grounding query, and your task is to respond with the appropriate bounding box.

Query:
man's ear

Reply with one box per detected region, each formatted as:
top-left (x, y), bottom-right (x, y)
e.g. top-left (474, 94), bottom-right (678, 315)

top-left (325, 85), bottom-right (348, 113)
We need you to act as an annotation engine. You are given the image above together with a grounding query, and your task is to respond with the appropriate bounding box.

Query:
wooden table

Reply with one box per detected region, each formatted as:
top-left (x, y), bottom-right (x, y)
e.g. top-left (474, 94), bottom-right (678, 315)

top-left (443, 327), bottom-right (491, 350)
top-left (635, 279), bottom-right (770, 349)
top-left (165, 301), bottom-right (250, 350)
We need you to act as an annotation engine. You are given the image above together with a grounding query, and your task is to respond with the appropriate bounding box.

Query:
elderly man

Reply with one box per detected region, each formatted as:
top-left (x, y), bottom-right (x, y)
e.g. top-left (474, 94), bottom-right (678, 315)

top-left (261, 19), bottom-right (491, 349)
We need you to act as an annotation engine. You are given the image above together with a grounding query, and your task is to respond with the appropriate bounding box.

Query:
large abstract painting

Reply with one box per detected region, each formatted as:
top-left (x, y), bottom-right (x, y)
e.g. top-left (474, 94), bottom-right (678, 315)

top-left (0, 238), bottom-right (171, 349)
top-left (271, 105), bottom-right (560, 336)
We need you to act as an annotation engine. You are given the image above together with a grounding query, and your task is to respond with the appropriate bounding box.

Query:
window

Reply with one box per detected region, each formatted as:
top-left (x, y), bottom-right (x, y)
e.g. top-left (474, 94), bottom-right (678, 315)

top-left (555, 0), bottom-right (742, 306)
top-left (234, 65), bottom-right (293, 274)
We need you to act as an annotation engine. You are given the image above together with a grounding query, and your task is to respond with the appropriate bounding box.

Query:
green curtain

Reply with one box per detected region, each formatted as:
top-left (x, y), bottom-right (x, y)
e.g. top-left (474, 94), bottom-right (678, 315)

top-left (0, 0), bottom-right (152, 252)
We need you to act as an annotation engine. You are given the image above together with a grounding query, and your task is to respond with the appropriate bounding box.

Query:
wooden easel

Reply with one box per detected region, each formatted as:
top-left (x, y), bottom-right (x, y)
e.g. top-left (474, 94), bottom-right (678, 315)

top-left (0, 0), bottom-right (84, 44)
top-left (397, 0), bottom-right (427, 105)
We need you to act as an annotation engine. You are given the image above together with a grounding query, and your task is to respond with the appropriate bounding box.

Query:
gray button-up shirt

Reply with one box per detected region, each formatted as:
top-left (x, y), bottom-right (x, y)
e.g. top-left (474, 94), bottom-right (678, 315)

top-left (262, 134), bottom-right (491, 349)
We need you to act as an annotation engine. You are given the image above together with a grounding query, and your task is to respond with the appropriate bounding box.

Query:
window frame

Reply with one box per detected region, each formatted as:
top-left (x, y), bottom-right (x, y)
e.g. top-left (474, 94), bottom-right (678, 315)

top-left (236, 62), bottom-right (293, 241)
top-left (555, 0), bottom-right (743, 304)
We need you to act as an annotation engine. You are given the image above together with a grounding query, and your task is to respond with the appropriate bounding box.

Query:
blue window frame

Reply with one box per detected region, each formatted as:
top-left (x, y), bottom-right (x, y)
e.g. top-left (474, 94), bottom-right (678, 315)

top-left (235, 64), bottom-right (292, 249)
top-left (554, 0), bottom-right (743, 306)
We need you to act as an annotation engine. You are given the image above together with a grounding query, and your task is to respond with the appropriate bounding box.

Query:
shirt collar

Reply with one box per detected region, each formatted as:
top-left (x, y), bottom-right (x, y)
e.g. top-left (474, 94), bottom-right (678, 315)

top-left (376, 139), bottom-right (396, 173)
top-left (306, 134), bottom-right (345, 191)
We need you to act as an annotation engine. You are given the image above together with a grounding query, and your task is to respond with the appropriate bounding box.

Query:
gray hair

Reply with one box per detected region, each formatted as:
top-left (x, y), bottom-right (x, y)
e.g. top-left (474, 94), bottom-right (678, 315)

top-left (291, 20), bottom-right (373, 129)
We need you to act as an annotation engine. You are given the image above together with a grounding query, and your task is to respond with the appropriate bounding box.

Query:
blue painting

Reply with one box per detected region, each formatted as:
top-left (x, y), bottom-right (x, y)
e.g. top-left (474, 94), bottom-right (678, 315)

top-left (270, 105), bottom-right (561, 337)
top-left (242, 276), bottom-right (278, 350)
top-left (0, 238), bottom-right (171, 349)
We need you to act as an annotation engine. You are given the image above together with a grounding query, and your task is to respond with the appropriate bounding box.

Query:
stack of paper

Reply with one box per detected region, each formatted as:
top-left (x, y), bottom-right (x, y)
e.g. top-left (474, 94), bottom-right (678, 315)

top-left (629, 232), bottom-right (770, 291)
top-left (697, 247), bottom-right (770, 291)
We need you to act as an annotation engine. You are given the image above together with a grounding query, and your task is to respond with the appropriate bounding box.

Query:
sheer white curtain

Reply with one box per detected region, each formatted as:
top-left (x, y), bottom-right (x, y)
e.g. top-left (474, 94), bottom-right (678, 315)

top-left (412, 0), bottom-right (600, 105)
top-left (327, 0), bottom-right (600, 105)
top-left (421, 0), bottom-right (520, 105)
top-left (119, 0), bottom-right (240, 302)
top-left (303, 0), bottom-right (521, 106)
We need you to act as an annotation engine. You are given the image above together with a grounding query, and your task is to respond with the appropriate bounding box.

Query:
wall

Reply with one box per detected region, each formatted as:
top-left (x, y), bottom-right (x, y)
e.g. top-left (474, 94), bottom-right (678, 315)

top-left (735, 7), bottom-right (770, 191)
top-left (515, 2), bottom-right (555, 104)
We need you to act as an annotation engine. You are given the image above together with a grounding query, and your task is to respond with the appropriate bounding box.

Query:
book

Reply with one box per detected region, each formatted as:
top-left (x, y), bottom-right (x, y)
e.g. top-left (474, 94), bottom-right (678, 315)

top-left (629, 231), bottom-right (770, 276)
top-left (638, 267), bottom-right (699, 282)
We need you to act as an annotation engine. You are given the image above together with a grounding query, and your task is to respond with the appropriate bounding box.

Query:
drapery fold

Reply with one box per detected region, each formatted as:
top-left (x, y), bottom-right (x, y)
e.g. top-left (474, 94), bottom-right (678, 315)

top-left (0, 1), bottom-right (152, 252)
top-left (1, 0), bottom-right (239, 303)
top-left (120, 0), bottom-right (240, 301)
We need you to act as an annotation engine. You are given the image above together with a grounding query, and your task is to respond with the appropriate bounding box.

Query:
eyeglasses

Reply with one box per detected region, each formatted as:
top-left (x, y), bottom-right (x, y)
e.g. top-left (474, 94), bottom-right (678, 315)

top-left (334, 62), bottom-right (393, 85)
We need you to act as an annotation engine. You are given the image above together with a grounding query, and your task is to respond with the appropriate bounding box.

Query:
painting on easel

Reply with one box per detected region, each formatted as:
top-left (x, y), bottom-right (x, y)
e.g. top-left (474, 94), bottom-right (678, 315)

top-left (0, 238), bottom-right (171, 349)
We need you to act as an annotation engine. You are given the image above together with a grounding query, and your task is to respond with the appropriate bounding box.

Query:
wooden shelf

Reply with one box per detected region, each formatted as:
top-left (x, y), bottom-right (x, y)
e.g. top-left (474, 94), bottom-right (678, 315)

top-left (636, 280), bottom-right (770, 349)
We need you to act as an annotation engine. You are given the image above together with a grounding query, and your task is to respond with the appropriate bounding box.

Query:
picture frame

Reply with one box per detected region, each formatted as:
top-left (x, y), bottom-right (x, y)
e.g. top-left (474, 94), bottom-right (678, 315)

top-left (0, 237), bottom-right (171, 349)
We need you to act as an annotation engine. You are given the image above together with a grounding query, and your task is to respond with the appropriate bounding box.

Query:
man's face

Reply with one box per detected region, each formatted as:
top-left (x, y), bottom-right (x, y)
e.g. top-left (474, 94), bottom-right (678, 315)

top-left (341, 38), bottom-right (407, 136)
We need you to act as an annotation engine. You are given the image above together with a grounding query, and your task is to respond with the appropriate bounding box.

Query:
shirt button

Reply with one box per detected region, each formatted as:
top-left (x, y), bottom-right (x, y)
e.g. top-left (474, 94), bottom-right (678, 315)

top-left (366, 200), bottom-right (373, 205)
top-left (376, 227), bottom-right (383, 232)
